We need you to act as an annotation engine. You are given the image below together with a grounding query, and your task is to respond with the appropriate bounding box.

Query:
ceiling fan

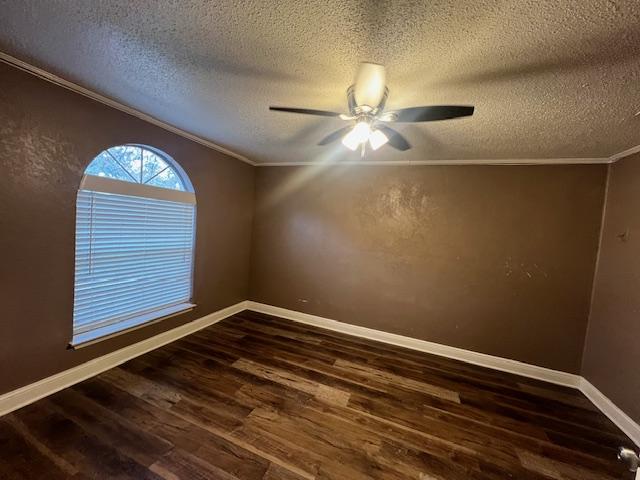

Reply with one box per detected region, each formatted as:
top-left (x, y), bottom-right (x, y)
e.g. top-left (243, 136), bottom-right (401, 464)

top-left (269, 62), bottom-right (474, 154)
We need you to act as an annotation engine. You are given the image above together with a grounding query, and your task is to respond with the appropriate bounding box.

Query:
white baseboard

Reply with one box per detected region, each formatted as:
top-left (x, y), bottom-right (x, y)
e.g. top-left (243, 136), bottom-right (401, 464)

top-left (0, 300), bottom-right (249, 417)
top-left (246, 301), bottom-right (640, 447)
top-left (580, 378), bottom-right (640, 447)
top-left (3, 299), bottom-right (638, 449)
top-left (245, 301), bottom-right (581, 388)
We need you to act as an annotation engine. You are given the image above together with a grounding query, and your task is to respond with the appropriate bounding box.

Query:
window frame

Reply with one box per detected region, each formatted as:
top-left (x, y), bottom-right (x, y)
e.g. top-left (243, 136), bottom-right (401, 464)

top-left (70, 144), bottom-right (197, 348)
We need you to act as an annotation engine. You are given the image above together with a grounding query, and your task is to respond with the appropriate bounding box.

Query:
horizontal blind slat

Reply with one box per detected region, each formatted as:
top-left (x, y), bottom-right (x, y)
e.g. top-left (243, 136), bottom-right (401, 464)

top-left (74, 284), bottom-right (191, 319)
top-left (75, 258), bottom-right (192, 280)
top-left (74, 267), bottom-right (192, 295)
top-left (73, 298), bottom-right (191, 334)
top-left (75, 253), bottom-right (191, 270)
top-left (74, 271), bottom-right (192, 298)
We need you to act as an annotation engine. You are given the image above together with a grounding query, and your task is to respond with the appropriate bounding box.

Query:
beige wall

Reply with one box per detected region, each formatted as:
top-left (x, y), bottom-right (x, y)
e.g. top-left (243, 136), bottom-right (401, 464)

top-left (250, 164), bottom-right (607, 373)
top-left (583, 153), bottom-right (640, 423)
top-left (0, 62), bottom-right (255, 394)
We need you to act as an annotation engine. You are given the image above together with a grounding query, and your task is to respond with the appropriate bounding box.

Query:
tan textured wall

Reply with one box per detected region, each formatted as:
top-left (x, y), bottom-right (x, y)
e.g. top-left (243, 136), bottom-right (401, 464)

top-left (250, 164), bottom-right (607, 373)
top-left (583, 154), bottom-right (640, 423)
top-left (0, 62), bottom-right (255, 394)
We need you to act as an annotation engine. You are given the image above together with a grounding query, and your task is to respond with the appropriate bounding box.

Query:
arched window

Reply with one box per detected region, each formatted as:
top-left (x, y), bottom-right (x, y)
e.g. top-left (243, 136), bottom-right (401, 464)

top-left (72, 145), bottom-right (196, 346)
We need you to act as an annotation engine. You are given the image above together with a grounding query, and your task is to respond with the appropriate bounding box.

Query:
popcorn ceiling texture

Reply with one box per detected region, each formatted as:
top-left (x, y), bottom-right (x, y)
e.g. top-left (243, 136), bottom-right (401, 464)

top-left (0, 0), bottom-right (639, 164)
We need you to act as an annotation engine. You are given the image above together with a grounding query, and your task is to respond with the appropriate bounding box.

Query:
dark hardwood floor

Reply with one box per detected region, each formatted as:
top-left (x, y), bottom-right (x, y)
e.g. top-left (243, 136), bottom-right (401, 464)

top-left (0, 310), bottom-right (634, 479)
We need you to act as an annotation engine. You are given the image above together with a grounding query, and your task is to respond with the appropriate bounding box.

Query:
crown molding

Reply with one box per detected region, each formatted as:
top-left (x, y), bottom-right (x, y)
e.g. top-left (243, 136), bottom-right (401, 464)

top-left (3, 50), bottom-right (639, 168)
top-left (257, 157), bottom-right (609, 167)
top-left (258, 144), bottom-right (640, 167)
top-left (608, 144), bottom-right (640, 163)
top-left (0, 51), bottom-right (255, 166)
top-left (258, 144), bottom-right (640, 166)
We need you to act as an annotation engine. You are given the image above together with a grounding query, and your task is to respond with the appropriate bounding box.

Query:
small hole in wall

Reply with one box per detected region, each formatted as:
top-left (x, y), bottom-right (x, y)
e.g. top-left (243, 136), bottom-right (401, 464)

top-left (617, 229), bottom-right (630, 242)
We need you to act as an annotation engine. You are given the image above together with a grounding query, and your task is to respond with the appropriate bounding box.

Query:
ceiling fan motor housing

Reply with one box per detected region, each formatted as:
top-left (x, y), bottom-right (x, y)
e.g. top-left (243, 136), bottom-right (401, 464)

top-left (347, 85), bottom-right (389, 117)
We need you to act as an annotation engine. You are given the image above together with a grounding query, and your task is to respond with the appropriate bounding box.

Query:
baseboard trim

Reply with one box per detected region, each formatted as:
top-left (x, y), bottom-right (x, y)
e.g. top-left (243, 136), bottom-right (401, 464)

top-left (245, 301), bottom-right (581, 388)
top-left (246, 301), bottom-right (640, 447)
top-left (0, 300), bottom-right (249, 417)
top-left (580, 378), bottom-right (640, 447)
top-left (3, 299), bottom-right (638, 448)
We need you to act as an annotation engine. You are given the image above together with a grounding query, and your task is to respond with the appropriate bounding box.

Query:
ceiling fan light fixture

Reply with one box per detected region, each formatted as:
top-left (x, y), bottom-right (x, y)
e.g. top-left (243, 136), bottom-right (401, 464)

top-left (342, 121), bottom-right (371, 150)
top-left (369, 129), bottom-right (389, 150)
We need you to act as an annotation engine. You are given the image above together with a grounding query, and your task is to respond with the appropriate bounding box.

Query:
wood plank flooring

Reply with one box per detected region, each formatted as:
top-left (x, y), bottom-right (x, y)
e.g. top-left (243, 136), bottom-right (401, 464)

top-left (0, 310), bottom-right (635, 479)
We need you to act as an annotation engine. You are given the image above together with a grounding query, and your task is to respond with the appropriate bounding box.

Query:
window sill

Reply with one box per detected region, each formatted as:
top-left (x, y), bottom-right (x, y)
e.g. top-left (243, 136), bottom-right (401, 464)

top-left (69, 303), bottom-right (196, 349)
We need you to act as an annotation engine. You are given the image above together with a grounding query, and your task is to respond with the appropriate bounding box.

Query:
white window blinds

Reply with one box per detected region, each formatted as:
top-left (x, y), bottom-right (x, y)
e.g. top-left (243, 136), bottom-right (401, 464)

top-left (72, 178), bottom-right (196, 346)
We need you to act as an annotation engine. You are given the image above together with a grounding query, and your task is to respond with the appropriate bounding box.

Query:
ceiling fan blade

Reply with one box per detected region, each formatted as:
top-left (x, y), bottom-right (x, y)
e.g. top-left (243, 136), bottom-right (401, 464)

top-left (318, 126), bottom-right (352, 145)
top-left (377, 126), bottom-right (411, 151)
top-left (269, 107), bottom-right (341, 117)
top-left (391, 105), bottom-right (474, 122)
top-left (354, 62), bottom-right (386, 108)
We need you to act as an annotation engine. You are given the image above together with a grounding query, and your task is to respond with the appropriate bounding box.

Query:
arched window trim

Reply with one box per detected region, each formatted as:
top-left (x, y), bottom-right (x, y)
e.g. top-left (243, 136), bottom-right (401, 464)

top-left (71, 144), bottom-right (197, 347)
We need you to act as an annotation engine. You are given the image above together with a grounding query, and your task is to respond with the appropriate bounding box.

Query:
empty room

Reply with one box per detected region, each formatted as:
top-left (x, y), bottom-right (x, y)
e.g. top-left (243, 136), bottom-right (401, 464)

top-left (1, 1), bottom-right (640, 479)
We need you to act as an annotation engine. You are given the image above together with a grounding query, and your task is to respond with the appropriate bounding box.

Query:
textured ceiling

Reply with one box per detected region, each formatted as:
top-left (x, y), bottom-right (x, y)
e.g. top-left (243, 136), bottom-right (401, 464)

top-left (1, 0), bottom-right (640, 164)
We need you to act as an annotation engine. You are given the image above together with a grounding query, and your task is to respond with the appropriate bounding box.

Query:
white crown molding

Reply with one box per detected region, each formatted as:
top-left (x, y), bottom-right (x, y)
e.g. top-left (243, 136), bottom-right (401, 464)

top-left (4, 51), bottom-right (640, 168)
top-left (258, 143), bottom-right (640, 166)
top-left (0, 51), bottom-right (255, 166)
top-left (257, 158), bottom-right (609, 167)
top-left (0, 300), bottom-right (249, 417)
top-left (608, 144), bottom-right (640, 163)
top-left (245, 302), bottom-right (581, 388)
top-left (246, 301), bottom-right (640, 447)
